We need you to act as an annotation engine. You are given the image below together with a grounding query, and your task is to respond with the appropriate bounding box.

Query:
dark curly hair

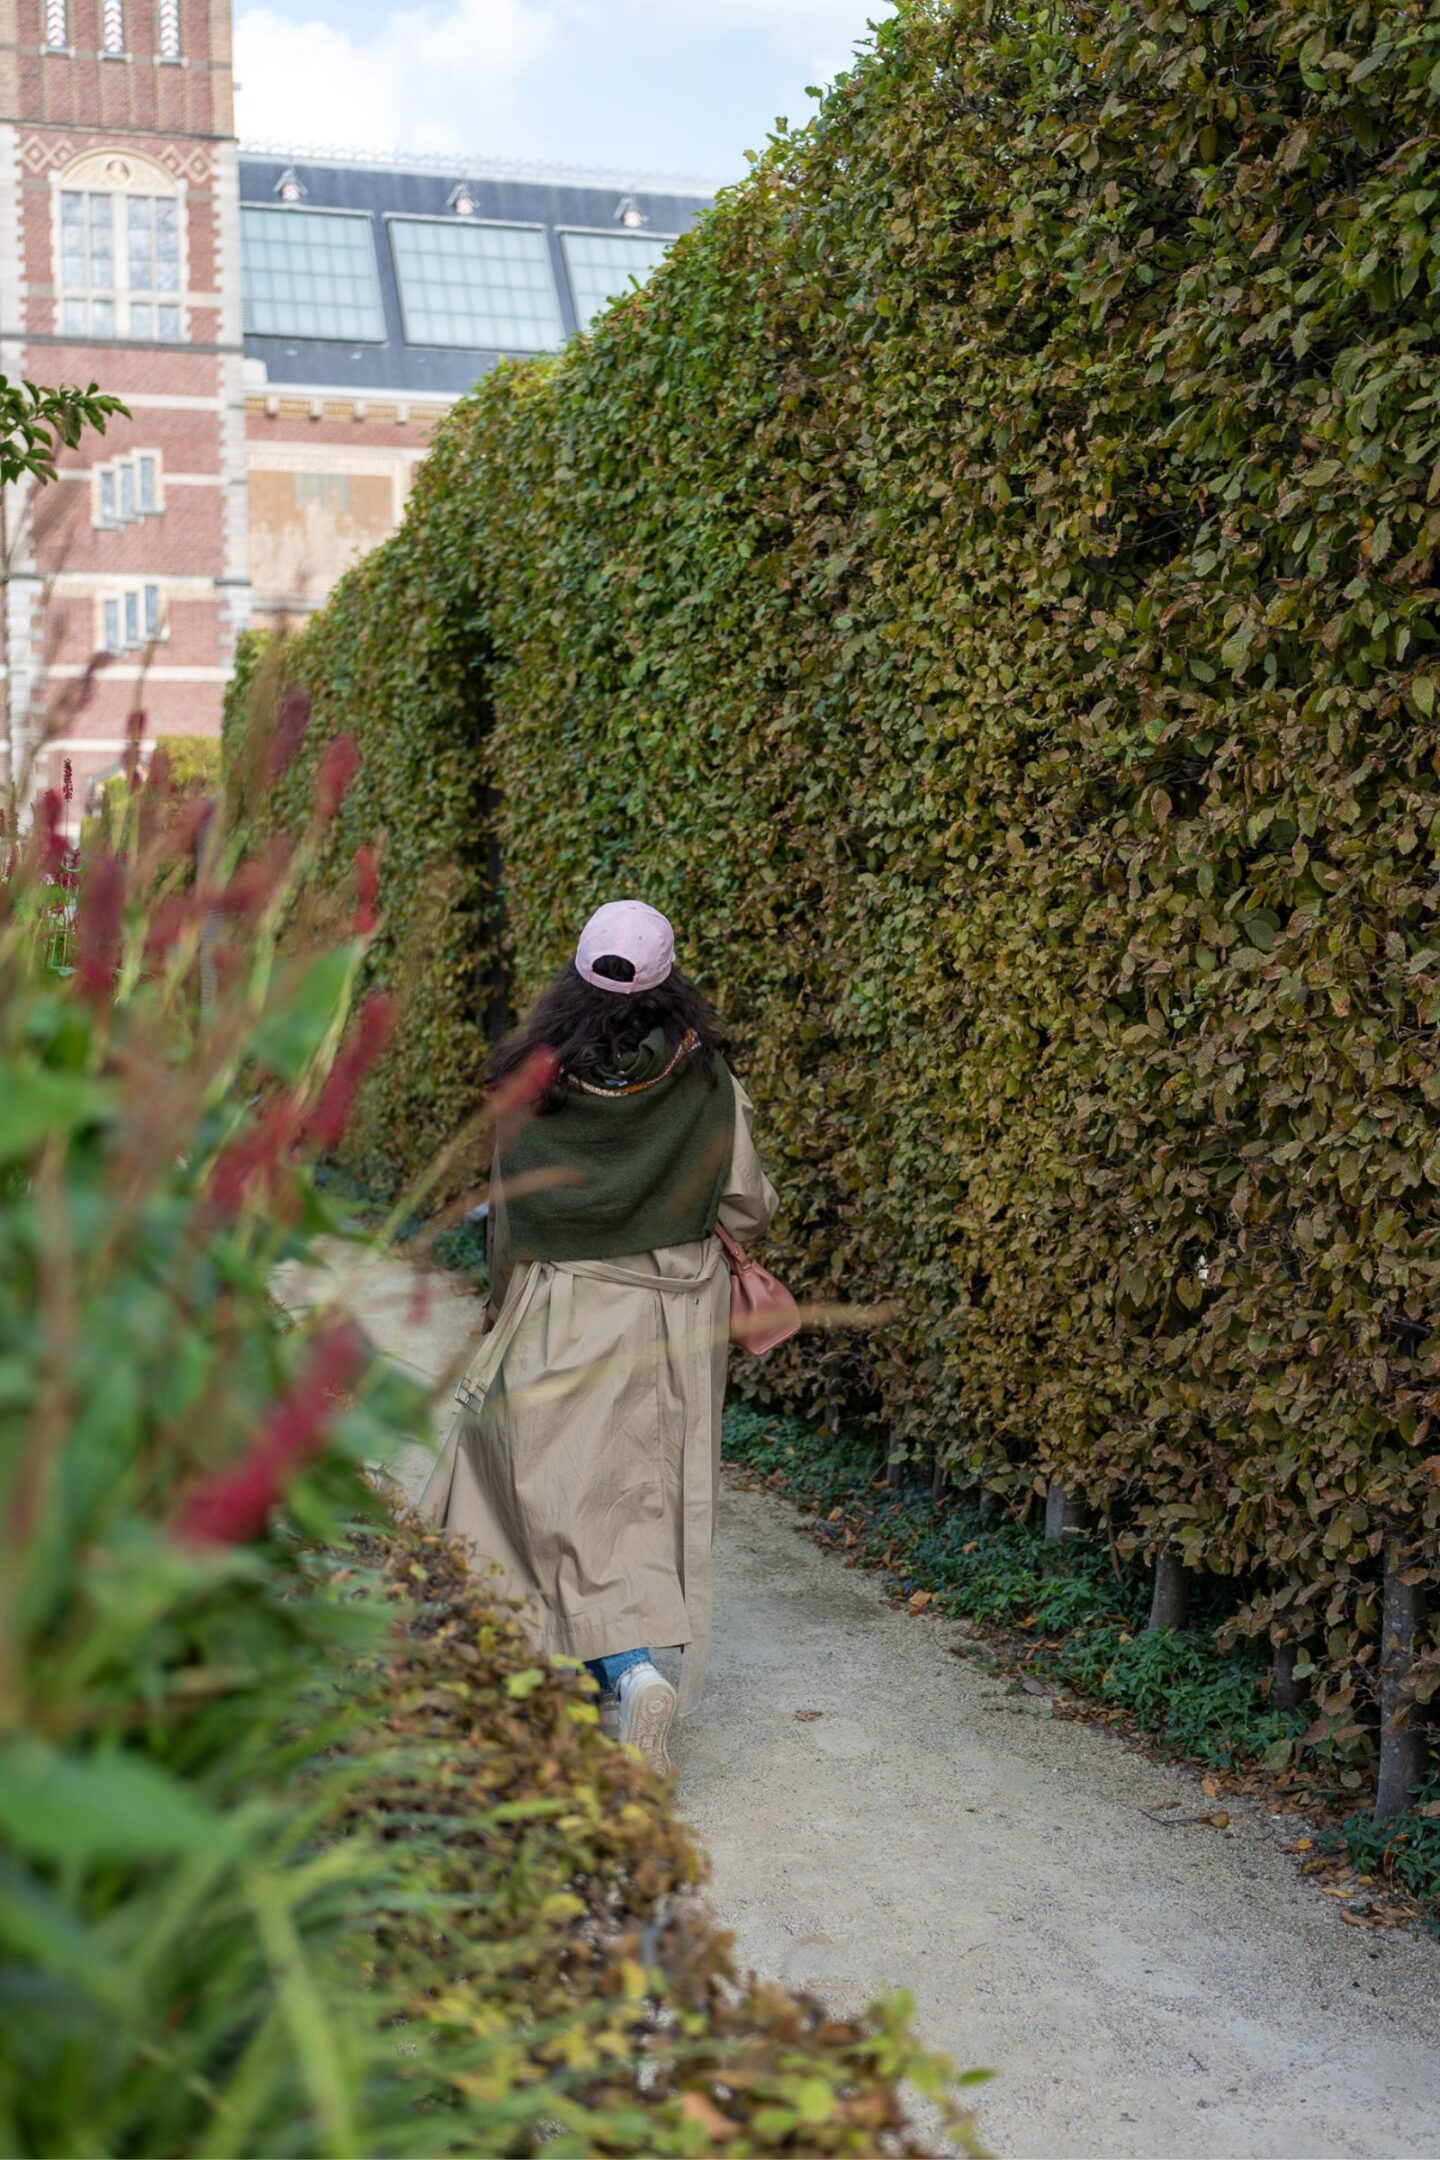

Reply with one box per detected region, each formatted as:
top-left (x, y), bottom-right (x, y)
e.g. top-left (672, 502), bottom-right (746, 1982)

top-left (487, 956), bottom-right (732, 1114)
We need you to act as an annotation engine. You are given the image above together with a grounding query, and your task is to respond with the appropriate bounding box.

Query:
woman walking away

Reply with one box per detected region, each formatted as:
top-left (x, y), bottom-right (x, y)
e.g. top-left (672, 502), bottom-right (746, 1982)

top-left (420, 900), bottom-right (778, 1772)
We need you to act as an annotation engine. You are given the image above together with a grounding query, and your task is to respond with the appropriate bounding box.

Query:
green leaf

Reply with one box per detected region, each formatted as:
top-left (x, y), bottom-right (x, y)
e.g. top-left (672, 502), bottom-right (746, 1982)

top-left (0, 1738), bottom-right (221, 1863)
top-left (0, 1859), bottom-right (136, 2017)
top-left (248, 948), bottom-right (357, 1083)
top-left (0, 1066), bottom-right (108, 1164)
top-left (505, 1668), bottom-right (547, 1700)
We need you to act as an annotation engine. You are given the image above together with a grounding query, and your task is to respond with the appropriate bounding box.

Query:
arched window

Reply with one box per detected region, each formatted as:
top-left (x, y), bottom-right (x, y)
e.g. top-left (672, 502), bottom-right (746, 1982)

top-left (101, 0), bottom-right (124, 54)
top-left (157, 0), bottom-right (180, 58)
top-left (42, 0), bottom-right (68, 49)
top-left (56, 152), bottom-right (184, 342)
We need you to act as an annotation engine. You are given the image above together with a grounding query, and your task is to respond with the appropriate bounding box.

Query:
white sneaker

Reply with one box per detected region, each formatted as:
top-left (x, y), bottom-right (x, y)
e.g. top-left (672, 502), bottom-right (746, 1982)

top-left (617, 1661), bottom-right (677, 1773)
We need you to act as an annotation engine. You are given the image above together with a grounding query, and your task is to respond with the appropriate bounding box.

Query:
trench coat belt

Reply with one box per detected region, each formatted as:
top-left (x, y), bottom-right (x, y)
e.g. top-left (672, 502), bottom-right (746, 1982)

top-left (450, 1242), bottom-right (726, 1719)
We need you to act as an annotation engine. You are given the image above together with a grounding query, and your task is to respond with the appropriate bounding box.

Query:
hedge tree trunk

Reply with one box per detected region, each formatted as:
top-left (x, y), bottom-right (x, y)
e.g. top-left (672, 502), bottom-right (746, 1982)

top-left (1149, 1548), bottom-right (1190, 1630)
top-left (1270, 1640), bottom-right (1301, 1714)
top-left (1044, 1481), bottom-right (1085, 1540)
top-left (1374, 1537), bottom-right (1427, 1825)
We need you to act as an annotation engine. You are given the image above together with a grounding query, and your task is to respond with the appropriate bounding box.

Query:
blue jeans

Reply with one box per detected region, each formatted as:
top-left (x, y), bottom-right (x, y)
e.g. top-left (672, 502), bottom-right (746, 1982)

top-left (586, 1647), bottom-right (651, 1695)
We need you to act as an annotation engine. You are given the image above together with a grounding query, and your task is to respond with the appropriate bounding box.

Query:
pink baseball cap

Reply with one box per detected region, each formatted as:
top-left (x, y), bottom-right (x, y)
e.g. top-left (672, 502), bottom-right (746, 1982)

top-left (575, 899), bottom-right (676, 995)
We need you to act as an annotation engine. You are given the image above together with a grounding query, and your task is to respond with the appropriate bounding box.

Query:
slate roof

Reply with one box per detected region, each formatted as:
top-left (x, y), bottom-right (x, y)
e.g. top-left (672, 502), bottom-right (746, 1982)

top-left (237, 149), bottom-right (715, 396)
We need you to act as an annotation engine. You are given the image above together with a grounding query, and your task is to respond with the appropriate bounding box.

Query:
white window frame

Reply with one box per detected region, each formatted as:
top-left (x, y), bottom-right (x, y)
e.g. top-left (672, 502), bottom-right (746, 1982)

top-left (556, 224), bottom-right (679, 329)
top-left (98, 582), bottom-right (166, 654)
top-left (92, 449), bottom-right (165, 528)
top-left (53, 159), bottom-right (188, 344)
top-left (42, 0), bottom-right (68, 51)
top-left (385, 211), bottom-right (563, 353)
top-left (239, 202), bottom-right (388, 344)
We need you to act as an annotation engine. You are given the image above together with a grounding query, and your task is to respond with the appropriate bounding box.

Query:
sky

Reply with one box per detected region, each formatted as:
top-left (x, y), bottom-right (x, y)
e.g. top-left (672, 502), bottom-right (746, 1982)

top-left (232, 0), bottom-right (895, 187)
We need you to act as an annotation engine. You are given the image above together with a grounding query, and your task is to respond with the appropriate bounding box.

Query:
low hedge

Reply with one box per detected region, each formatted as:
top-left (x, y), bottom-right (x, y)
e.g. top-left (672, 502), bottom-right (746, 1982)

top-left (225, 0), bottom-right (1440, 1793)
top-left (352, 1506), bottom-right (976, 2156)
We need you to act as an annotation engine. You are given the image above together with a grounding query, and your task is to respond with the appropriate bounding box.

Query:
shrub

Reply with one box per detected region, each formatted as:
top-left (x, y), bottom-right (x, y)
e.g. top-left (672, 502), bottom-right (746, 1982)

top-left (224, 0), bottom-right (1440, 1784)
top-left (85, 733), bottom-right (223, 848)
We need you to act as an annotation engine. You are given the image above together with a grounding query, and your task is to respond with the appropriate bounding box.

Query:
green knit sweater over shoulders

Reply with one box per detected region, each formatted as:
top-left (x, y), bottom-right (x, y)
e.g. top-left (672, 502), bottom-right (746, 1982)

top-left (497, 1028), bottom-right (736, 1264)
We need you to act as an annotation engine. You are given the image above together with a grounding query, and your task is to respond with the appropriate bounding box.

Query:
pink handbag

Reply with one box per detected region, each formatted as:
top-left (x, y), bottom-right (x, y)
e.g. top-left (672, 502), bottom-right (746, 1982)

top-left (716, 1222), bottom-right (800, 1355)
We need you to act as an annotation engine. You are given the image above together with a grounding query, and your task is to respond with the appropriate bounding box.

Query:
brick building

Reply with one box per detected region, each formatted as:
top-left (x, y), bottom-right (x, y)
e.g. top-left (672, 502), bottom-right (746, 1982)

top-left (0, 0), bottom-right (712, 811)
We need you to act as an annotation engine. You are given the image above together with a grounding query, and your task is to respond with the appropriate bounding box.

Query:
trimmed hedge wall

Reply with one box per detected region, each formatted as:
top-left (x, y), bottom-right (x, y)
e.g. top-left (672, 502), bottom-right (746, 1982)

top-left (227, 0), bottom-right (1440, 1771)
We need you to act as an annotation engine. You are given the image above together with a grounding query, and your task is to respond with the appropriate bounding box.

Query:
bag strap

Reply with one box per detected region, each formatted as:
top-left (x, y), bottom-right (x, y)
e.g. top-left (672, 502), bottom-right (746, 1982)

top-left (715, 1221), bottom-right (747, 1271)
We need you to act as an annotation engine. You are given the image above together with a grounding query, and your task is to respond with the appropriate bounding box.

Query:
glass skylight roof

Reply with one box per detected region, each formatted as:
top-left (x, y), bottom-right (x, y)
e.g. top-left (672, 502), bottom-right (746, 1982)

top-left (390, 218), bottom-right (562, 352)
top-left (561, 231), bottom-right (671, 327)
top-left (240, 206), bottom-right (385, 342)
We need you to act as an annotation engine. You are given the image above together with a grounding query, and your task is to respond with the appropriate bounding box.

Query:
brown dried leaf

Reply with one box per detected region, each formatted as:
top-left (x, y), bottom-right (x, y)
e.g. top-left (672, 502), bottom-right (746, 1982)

top-left (680, 2091), bottom-right (741, 2140)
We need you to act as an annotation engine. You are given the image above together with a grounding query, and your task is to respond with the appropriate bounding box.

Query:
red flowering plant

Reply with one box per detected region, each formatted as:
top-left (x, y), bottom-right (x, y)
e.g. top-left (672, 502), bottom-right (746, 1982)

top-left (0, 724), bottom-right (451, 2148)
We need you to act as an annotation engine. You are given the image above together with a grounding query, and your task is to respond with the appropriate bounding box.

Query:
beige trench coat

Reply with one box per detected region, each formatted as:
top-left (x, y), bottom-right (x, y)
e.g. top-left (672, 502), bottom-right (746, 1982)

top-left (417, 1079), bottom-right (777, 1715)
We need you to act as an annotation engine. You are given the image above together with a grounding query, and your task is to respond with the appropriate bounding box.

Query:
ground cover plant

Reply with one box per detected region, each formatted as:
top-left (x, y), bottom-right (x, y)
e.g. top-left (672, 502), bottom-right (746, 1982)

top-left (0, 737), bottom-right (971, 2156)
top-left (226, 0), bottom-right (1440, 1817)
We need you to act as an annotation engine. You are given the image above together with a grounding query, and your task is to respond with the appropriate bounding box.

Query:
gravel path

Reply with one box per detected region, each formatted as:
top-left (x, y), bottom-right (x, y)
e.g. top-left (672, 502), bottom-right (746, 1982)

top-left (682, 1476), bottom-right (1440, 2160)
top-left (287, 1246), bottom-right (1440, 2159)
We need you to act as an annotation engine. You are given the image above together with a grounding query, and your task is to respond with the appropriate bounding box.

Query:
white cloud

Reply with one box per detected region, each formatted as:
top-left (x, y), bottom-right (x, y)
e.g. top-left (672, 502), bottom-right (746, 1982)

top-left (232, 0), bottom-right (894, 177)
top-left (233, 1), bottom-right (562, 159)
top-left (660, 0), bottom-right (880, 36)
top-left (656, 0), bottom-right (887, 69)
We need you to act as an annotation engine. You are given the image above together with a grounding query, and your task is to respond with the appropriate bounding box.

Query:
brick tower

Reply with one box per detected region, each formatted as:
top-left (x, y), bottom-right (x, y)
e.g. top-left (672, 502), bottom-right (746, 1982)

top-left (0, 0), bottom-right (249, 811)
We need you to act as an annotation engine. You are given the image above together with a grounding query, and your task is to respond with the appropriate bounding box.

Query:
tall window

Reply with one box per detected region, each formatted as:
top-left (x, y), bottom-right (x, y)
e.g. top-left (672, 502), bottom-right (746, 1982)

top-left (101, 0), bottom-right (124, 53)
top-left (390, 218), bottom-right (561, 352)
top-left (102, 583), bottom-right (162, 654)
top-left (60, 186), bottom-right (182, 340)
top-left (43, 1), bottom-right (67, 47)
top-left (157, 0), bottom-right (180, 56)
top-left (95, 450), bottom-right (162, 525)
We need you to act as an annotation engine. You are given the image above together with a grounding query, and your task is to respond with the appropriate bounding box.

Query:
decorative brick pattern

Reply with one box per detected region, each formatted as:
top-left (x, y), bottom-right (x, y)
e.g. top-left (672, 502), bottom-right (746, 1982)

top-left (21, 132), bottom-right (212, 185)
